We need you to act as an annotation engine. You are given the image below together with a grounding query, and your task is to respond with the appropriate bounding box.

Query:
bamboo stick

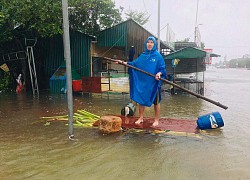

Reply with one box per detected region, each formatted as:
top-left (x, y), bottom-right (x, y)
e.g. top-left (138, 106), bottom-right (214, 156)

top-left (104, 57), bottom-right (228, 110)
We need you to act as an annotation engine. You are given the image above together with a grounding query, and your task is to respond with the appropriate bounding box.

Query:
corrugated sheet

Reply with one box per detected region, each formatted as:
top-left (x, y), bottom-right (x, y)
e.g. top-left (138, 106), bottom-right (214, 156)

top-left (97, 22), bottom-right (128, 47)
top-left (49, 78), bottom-right (66, 94)
top-left (164, 47), bottom-right (207, 60)
top-left (96, 19), bottom-right (151, 57)
top-left (41, 31), bottom-right (93, 79)
top-left (97, 19), bottom-right (173, 59)
top-left (127, 20), bottom-right (152, 56)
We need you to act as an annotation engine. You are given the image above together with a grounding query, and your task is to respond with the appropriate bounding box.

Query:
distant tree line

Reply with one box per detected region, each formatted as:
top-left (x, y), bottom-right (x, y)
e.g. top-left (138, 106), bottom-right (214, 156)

top-left (227, 57), bottom-right (250, 68)
top-left (214, 56), bottom-right (250, 68)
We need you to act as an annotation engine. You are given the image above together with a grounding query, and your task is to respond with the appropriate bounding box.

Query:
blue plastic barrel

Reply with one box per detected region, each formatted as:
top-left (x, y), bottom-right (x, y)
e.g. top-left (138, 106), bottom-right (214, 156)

top-left (197, 112), bottom-right (224, 130)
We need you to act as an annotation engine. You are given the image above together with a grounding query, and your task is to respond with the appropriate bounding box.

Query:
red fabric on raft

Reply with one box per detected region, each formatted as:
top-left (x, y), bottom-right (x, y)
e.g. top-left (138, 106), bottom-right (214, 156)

top-left (94, 115), bottom-right (199, 134)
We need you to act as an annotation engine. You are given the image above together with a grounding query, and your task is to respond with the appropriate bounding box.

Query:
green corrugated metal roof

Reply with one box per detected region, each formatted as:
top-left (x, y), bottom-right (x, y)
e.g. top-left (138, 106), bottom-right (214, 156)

top-left (164, 47), bottom-right (207, 60)
top-left (97, 19), bottom-right (174, 52)
top-left (97, 21), bottom-right (128, 47)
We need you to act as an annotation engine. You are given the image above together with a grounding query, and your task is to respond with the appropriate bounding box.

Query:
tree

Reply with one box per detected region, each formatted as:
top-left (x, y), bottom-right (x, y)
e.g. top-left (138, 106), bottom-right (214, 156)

top-left (0, 0), bottom-right (122, 42)
top-left (68, 0), bottom-right (122, 36)
top-left (125, 9), bottom-right (150, 26)
top-left (228, 58), bottom-right (250, 68)
top-left (0, 0), bottom-right (62, 42)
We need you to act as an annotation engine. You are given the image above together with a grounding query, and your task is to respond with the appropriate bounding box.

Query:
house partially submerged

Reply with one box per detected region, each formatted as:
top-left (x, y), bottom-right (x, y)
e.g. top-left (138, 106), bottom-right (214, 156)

top-left (164, 46), bottom-right (220, 95)
top-left (92, 19), bottom-right (174, 76)
top-left (40, 19), bottom-right (174, 93)
top-left (0, 30), bottom-right (95, 93)
top-left (37, 31), bottom-right (94, 93)
top-left (79, 19), bottom-right (175, 93)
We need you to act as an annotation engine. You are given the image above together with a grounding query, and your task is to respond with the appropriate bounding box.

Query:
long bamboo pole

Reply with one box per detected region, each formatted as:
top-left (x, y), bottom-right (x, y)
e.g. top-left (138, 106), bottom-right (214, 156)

top-left (104, 57), bottom-right (228, 110)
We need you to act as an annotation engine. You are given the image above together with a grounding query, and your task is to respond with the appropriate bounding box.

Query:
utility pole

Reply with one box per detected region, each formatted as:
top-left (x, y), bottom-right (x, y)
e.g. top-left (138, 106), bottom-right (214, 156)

top-left (62, 0), bottom-right (74, 139)
top-left (157, 0), bottom-right (161, 52)
top-left (194, 0), bottom-right (199, 45)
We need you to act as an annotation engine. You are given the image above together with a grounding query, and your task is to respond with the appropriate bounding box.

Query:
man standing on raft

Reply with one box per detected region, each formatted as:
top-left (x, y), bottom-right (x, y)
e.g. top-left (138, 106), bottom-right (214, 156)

top-left (116, 36), bottom-right (167, 127)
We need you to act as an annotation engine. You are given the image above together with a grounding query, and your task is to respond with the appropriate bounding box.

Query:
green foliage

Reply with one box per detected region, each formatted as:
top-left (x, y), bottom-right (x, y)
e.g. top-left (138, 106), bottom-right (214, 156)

top-left (0, 8), bottom-right (12, 42)
top-left (0, 0), bottom-right (62, 42)
top-left (0, 0), bottom-right (122, 42)
top-left (0, 71), bottom-right (11, 91)
top-left (0, 12), bottom-right (4, 23)
top-left (125, 9), bottom-right (150, 26)
top-left (68, 0), bottom-right (122, 36)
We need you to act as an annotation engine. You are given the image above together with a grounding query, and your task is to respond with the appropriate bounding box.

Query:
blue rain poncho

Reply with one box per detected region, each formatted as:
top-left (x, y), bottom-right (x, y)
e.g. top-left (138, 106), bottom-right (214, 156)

top-left (128, 36), bottom-right (167, 107)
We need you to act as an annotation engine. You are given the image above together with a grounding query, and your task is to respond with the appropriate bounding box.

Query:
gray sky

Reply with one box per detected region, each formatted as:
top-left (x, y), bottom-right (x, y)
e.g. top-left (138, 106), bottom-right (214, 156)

top-left (114, 0), bottom-right (250, 62)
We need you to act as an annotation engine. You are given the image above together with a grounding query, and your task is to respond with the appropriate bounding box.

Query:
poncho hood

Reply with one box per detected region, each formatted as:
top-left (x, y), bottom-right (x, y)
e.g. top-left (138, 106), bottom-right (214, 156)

top-left (144, 36), bottom-right (157, 53)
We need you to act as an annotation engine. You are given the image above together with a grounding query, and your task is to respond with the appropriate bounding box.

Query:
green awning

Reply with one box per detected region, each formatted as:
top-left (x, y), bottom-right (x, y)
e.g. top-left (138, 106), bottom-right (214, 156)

top-left (210, 53), bottom-right (220, 57)
top-left (164, 47), bottom-right (208, 60)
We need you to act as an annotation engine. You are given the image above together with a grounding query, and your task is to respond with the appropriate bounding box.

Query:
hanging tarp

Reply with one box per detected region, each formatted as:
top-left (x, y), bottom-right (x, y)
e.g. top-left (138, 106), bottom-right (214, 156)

top-left (50, 61), bottom-right (81, 93)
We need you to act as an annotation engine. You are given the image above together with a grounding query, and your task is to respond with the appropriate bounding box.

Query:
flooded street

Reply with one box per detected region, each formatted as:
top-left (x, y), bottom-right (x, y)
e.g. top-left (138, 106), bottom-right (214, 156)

top-left (1, 68), bottom-right (250, 179)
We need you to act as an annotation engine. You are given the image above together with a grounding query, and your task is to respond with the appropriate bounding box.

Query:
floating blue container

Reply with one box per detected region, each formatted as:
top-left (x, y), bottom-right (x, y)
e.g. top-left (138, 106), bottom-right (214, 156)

top-left (197, 112), bottom-right (224, 130)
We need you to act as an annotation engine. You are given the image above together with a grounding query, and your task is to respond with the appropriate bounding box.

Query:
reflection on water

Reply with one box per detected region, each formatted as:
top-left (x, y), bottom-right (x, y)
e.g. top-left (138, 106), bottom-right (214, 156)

top-left (1, 68), bottom-right (250, 179)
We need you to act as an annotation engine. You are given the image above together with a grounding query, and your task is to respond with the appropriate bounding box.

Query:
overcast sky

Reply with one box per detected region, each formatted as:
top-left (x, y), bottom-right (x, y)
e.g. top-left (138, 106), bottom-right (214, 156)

top-left (114, 0), bottom-right (250, 62)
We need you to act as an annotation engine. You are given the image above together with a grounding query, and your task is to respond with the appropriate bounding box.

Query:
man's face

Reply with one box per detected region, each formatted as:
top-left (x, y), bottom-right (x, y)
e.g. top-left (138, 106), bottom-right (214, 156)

top-left (146, 40), bottom-right (154, 51)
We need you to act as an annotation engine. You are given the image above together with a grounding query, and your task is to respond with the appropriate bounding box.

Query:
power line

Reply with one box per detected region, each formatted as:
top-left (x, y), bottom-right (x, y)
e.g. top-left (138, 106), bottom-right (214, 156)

top-left (142, 0), bottom-right (153, 32)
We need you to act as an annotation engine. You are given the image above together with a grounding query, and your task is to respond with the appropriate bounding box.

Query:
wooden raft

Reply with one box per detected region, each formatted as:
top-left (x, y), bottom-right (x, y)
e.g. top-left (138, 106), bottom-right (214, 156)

top-left (94, 115), bottom-right (199, 134)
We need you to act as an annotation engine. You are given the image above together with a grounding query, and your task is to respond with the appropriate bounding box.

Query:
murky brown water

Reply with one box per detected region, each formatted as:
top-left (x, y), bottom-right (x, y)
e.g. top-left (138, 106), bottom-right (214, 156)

top-left (1, 68), bottom-right (250, 179)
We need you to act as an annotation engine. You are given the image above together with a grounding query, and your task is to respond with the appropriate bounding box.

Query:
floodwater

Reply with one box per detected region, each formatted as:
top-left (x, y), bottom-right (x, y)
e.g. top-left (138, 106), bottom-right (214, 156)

top-left (0, 68), bottom-right (250, 180)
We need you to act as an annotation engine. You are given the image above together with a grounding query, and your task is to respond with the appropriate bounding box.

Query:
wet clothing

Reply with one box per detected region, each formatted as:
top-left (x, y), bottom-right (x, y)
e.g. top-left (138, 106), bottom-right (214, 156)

top-left (128, 36), bottom-right (167, 107)
top-left (153, 90), bottom-right (160, 105)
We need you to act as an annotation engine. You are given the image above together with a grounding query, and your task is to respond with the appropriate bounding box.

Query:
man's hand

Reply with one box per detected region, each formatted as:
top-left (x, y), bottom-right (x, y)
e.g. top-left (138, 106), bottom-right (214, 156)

top-left (114, 60), bottom-right (122, 64)
top-left (155, 72), bottom-right (162, 80)
top-left (114, 60), bottom-right (127, 65)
